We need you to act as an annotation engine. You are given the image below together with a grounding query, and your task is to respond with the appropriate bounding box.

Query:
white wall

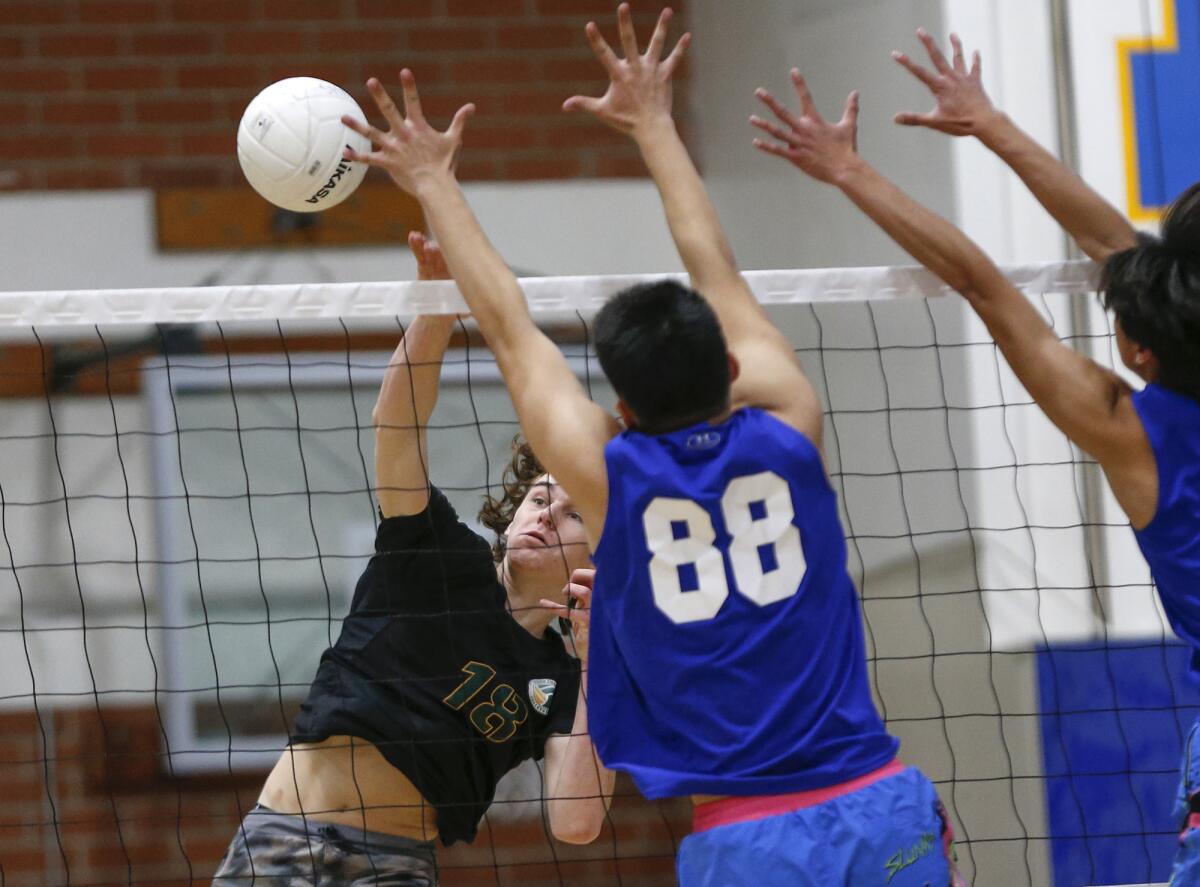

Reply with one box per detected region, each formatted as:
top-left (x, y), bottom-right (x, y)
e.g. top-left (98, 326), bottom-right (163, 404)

top-left (1, 179), bottom-right (685, 293)
top-left (1069, 0), bottom-right (1172, 231)
top-left (689, 0), bottom-right (959, 270)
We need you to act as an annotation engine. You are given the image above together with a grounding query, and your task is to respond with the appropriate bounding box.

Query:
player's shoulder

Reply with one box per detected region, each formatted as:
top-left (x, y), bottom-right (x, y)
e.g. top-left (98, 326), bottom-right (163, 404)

top-left (1095, 384), bottom-right (1178, 529)
top-left (1110, 382), bottom-right (1178, 458)
top-left (1132, 382), bottom-right (1200, 421)
top-left (1127, 383), bottom-right (1200, 478)
top-left (611, 406), bottom-right (820, 463)
top-left (732, 406), bottom-right (822, 458)
top-left (375, 487), bottom-right (492, 563)
top-left (377, 486), bottom-right (466, 534)
top-left (724, 387), bottom-right (824, 453)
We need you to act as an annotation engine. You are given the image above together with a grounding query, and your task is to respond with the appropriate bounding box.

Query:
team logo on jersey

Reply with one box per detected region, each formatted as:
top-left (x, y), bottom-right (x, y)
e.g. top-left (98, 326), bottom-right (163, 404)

top-left (527, 678), bottom-right (557, 715)
top-left (686, 430), bottom-right (722, 451)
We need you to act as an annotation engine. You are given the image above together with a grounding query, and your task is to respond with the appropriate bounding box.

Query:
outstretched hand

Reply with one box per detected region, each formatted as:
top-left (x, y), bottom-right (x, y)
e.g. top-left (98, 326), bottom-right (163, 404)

top-left (409, 231), bottom-right (451, 281)
top-left (342, 70), bottom-right (475, 196)
top-left (751, 70), bottom-right (861, 185)
top-left (540, 568), bottom-right (594, 665)
top-left (562, 3), bottom-right (690, 135)
top-left (892, 30), bottom-right (994, 136)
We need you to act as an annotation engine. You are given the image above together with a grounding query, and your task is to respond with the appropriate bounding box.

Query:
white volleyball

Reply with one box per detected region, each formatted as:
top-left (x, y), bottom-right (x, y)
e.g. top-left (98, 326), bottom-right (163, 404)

top-left (236, 77), bottom-right (371, 213)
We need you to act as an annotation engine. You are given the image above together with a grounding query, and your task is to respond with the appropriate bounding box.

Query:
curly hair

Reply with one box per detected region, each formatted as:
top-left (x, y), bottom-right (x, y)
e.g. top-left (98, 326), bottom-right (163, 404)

top-left (478, 437), bottom-right (548, 562)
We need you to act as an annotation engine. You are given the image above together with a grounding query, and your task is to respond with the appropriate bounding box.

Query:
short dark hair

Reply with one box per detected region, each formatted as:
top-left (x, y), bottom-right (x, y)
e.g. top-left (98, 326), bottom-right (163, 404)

top-left (478, 437), bottom-right (545, 563)
top-left (593, 280), bottom-right (731, 433)
top-left (1102, 182), bottom-right (1200, 400)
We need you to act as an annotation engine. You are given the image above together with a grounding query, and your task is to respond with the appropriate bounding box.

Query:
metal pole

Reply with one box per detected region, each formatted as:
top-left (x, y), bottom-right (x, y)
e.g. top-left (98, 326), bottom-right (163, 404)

top-left (1049, 0), bottom-right (1111, 624)
top-left (1049, 0), bottom-right (1083, 255)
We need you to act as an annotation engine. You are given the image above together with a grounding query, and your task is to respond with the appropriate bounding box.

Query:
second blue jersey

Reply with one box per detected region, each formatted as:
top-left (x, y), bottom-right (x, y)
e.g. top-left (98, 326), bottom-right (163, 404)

top-left (1132, 383), bottom-right (1200, 681)
top-left (589, 407), bottom-right (898, 799)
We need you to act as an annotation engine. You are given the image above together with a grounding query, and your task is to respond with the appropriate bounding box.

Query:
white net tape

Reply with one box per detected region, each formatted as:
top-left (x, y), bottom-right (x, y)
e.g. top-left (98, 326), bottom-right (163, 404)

top-left (0, 260), bottom-right (1097, 327)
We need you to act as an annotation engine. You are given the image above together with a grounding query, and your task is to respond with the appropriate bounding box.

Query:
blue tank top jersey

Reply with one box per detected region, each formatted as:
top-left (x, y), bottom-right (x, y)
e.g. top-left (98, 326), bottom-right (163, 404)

top-left (589, 407), bottom-right (899, 799)
top-left (1131, 384), bottom-right (1200, 681)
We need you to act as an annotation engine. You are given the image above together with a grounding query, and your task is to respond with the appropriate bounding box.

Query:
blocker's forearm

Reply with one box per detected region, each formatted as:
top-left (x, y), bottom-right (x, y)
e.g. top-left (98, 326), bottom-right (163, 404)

top-left (413, 172), bottom-right (538, 359)
top-left (834, 158), bottom-right (995, 298)
top-left (633, 117), bottom-right (741, 295)
top-left (976, 112), bottom-right (1138, 262)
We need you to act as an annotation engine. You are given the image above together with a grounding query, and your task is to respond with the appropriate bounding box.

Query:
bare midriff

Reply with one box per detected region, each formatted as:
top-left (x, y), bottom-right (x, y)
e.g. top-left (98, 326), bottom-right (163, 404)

top-left (258, 736), bottom-right (438, 842)
top-left (691, 794), bottom-right (727, 805)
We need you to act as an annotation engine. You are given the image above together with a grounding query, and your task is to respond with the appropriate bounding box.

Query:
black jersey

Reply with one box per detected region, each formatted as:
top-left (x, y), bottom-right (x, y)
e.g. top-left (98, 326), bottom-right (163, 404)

top-left (291, 487), bottom-right (581, 845)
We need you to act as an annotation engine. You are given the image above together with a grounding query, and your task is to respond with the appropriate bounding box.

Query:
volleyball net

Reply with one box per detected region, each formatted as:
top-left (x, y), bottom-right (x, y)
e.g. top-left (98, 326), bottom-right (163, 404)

top-left (0, 261), bottom-right (1188, 887)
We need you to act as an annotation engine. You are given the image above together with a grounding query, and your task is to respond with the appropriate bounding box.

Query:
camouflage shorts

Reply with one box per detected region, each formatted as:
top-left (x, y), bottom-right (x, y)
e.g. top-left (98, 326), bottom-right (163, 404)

top-left (212, 805), bottom-right (438, 886)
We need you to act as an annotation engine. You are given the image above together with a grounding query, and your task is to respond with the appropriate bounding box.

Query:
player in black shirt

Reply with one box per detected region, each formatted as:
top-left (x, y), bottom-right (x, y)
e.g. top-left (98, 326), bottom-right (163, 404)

top-left (213, 234), bottom-right (613, 886)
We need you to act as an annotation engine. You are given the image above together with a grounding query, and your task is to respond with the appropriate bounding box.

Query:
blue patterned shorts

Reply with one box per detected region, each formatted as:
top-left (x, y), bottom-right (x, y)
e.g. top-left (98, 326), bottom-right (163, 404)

top-left (1173, 718), bottom-right (1200, 886)
top-left (677, 767), bottom-right (964, 887)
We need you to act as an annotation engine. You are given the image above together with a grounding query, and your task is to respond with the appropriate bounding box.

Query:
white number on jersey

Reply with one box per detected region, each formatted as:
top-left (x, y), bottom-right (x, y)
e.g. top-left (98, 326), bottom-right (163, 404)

top-left (642, 497), bottom-right (729, 623)
top-left (642, 471), bottom-right (807, 624)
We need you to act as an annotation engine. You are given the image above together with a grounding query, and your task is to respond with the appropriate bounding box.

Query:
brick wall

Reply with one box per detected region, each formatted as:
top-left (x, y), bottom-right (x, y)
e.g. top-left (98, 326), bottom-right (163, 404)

top-left (0, 0), bottom-right (691, 191)
top-left (0, 708), bottom-right (690, 886)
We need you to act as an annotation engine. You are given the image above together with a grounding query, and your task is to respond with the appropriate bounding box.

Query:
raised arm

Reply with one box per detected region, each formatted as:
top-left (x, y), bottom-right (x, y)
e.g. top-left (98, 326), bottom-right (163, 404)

top-left (752, 74), bottom-right (1155, 525)
top-left (564, 4), bottom-right (823, 443)
top-left (541, 569), bottom-right (615, 844)
top-left (893, 30), bottom-right (1138, 262)
top-left (343, 73), bottom-right (616, 539)
top-left (373, 232), bottom-right (458, 518)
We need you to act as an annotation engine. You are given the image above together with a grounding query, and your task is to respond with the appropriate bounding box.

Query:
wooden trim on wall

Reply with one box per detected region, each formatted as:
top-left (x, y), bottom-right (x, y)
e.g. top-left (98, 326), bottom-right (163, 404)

top-left (154, 183), bottom-right (425, 251)
top-left (0, 324), bottom-right (588, 398)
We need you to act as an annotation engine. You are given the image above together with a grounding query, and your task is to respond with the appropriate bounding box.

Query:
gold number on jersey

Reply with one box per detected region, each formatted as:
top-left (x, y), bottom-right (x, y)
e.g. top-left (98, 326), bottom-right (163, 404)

top-left (443, 660), bottom-right (530, 743)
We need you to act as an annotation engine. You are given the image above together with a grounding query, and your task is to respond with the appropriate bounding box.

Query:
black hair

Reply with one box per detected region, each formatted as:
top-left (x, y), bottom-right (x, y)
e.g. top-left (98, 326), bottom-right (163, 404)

top-left (593, 279), bottom-right (731, 433)
top-left (1102, 182), bottom-right (1200, 400)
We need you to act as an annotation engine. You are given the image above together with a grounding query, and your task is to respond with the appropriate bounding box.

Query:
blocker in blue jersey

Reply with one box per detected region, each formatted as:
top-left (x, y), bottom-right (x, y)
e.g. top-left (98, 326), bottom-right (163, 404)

top-left (590, 408), bottom-right (962, 886)
top-left (590, 407), bottom-right (898, 799)
top-left (755, 29), bottom-right (1200, 887)
top-left (344, 4), bottom-right (963, 884)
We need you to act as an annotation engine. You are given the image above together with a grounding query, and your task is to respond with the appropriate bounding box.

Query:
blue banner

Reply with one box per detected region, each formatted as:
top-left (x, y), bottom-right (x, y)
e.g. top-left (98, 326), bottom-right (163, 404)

top-left (1038, 640), bottom-right (1200, 885)
top-left (1121, 0), bottom-right (1200, 218)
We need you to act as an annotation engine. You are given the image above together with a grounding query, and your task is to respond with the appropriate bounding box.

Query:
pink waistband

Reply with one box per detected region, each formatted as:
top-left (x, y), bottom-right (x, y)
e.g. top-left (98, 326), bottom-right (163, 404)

top-left (692, 759), bottom-right (906, 834)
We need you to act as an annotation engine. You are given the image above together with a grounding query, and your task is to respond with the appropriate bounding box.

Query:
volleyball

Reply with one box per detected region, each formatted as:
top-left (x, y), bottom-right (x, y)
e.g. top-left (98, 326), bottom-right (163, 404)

top-left (236, 77), bottom-right (371, 213)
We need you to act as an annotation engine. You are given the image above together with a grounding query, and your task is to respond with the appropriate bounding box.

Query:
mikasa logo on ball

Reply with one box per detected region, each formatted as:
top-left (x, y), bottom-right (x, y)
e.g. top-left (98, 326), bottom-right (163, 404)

top-left (306, 155), bottom-right (354, 205)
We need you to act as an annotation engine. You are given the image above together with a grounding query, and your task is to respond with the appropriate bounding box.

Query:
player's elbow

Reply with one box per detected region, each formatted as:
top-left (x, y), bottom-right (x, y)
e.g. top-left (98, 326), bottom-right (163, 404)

top-left (370, 404), bottom-right (397, 434)
top-left (552, 825), bottom-right (600, 844)
top-left (371, 392), bottom-right (407, 430)
top-left (371, 386), bottom-right (397, 428)
top-left (552, 821), bottom-right (602, 845)
top-left (549, 806), bottom-right (604, 845)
